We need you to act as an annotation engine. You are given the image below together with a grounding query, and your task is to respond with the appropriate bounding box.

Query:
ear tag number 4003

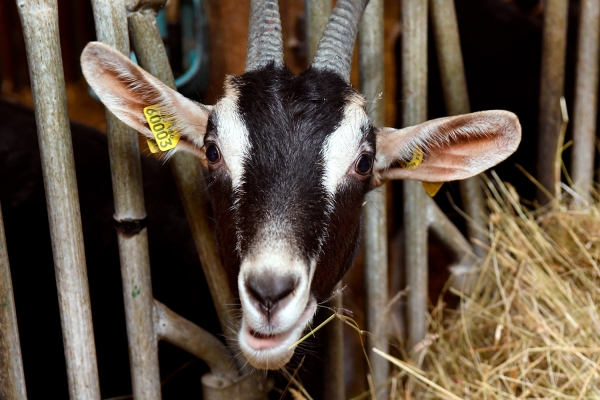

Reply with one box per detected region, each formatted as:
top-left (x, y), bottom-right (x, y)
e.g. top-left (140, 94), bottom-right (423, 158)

top-left (143, 105), bottom-right (180, 153)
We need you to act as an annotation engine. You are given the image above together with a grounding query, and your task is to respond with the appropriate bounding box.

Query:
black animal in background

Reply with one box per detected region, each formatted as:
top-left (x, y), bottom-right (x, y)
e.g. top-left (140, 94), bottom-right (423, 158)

top-left (0, 99), bottom-right (219, 398)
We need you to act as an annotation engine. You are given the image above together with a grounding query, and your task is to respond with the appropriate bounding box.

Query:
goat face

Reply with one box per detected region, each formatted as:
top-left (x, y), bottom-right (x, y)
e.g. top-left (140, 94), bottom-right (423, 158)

top-left (208, 66), bottom-right (374, 367)
top-left (81, 0), bottom-right (521, 371)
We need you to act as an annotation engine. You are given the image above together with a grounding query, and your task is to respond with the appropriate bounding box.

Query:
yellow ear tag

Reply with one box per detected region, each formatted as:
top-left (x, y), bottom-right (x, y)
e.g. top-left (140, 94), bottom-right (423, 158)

top-left (422, 182), bottom-right (444, 197)
top-left (147, 139), bottom-right (160, 154)
top-left (400, 148), bottom-right (442, 196)
top-left (143, 105), bottom-right (180, 152)
top-left (399, 147), bottom-right (424, 170)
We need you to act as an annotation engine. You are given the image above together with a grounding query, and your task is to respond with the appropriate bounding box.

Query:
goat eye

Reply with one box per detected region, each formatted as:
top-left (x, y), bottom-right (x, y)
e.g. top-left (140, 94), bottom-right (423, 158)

top-left (206, 144), bottom-right (220, 163)
top-left (355, 154), bottom-right (373, 175)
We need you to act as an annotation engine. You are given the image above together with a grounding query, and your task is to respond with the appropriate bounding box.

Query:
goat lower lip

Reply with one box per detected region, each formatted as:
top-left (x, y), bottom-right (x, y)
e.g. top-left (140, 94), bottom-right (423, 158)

top-left (244, 326), bottom-right (291, 350)
top-left (243, 298), bottom-right (316, 351)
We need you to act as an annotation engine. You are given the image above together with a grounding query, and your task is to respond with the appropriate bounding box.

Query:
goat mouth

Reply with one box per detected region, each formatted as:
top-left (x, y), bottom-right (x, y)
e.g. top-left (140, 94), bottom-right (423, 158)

top-left (245, 327), bottom-right (292, 350)
top-left (239, 297), bottom-right (317, 369)
top-left (243, 299), bottom-right (315, 351)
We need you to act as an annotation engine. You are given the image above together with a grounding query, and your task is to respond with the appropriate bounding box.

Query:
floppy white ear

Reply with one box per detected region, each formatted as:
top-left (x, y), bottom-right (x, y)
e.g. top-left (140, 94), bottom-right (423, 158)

top-left (373, 110), bottom-right (521, 185)
top-left (80, 41), bottom-right (211, 158)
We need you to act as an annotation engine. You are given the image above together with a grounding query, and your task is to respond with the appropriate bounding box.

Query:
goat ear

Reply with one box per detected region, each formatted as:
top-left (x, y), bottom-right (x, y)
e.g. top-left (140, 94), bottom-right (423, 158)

top-left (80, 41), bottom-right (210, 159)
top-left (373, 110), bottom-right (521, 185)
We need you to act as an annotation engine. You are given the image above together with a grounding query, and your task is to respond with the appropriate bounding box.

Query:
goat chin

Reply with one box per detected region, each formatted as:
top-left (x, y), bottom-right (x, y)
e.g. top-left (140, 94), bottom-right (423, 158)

top-left (238, 297), bottom-right (317, 370)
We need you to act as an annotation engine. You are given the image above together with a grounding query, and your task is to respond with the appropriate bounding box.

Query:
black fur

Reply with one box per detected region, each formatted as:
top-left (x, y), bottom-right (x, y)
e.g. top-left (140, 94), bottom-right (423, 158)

top-left (206, 64), bottom-right (375, 299)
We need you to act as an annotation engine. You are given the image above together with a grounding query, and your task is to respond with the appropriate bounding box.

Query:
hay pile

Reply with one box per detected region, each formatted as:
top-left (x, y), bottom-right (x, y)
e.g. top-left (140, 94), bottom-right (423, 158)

top-left (393, 177), bottom-right (600, 399)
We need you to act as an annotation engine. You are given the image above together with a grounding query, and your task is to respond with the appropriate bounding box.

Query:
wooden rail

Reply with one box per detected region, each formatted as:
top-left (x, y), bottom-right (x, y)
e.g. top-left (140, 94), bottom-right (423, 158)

top-left (359, 0), bottom-right (389, 398)
top-left (89, 0), bottom-right (162, 397)
top-left (0, 203), bottom-right (27, 400)
top-left (401, 0), bottom-right (429, 357)
top-left (16, 1), bottom-right (102, 398)
top-left (572, 0), bottom-right (600, 202)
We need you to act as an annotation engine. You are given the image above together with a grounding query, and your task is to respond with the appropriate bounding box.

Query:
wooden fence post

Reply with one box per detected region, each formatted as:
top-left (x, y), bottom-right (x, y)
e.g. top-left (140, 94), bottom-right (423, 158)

top-left (126, 0), bottom-right (237, 347)
top-left (16, 0), bottom-right (101, 398)
top-left (0, 203), bottom-right (27, 400)
top-left (537, 0), bottom-right (569, 203)
top-left (89, 0), bottom-right (161, 398)
top-left (304, 0), bottom-right (347, 398)
top-left (359, 0), bottom-right (389, 398)
top-left (126, 2), bottom-right (270, 397)
top-left (430, 0), bottom-right (488, 257)
top-left (401, 0), bottom-right (429, 356)
top-left (306, 0), bottom-right (331, 60)
top-left (572, 0), bottom-right (600, 202)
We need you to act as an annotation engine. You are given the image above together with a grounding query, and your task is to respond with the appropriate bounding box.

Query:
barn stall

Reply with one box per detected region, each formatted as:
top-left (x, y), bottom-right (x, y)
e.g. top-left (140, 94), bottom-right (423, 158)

top-left (0, 0), bottom-right (597, 399)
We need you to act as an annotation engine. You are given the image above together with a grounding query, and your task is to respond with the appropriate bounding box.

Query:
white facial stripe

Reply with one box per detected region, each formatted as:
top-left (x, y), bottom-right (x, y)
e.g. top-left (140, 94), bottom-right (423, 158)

top-left (213, 82), bottom-right (252, 190)
top-left (321, 98), bottom-right (370, 195)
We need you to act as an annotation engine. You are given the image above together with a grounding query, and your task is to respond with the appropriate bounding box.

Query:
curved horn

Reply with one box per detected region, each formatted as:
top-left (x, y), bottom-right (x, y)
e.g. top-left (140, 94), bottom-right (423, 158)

top-left (245, 0), bottom-right (284, 72)
top-left (311, 0), bottom-right (369, 80)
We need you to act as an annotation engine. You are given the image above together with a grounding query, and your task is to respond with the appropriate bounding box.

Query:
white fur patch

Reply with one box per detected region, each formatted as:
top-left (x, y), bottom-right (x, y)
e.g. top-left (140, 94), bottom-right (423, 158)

top-left (237, 238), bottom-right (317, 369)
top-left (321, 95), bottom-right (371, 195)
top-left (212, 81), bottom-right (252, 190)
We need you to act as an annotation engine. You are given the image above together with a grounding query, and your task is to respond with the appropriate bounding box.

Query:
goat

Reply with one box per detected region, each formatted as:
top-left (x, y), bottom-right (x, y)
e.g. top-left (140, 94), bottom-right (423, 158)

top-left (80, 0), bottom-right (521, 370)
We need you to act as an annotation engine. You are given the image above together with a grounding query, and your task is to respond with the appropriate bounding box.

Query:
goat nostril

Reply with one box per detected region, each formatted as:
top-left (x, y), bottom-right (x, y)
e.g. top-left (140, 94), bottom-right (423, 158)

top-left (245, 274), bottom-right (298, 314)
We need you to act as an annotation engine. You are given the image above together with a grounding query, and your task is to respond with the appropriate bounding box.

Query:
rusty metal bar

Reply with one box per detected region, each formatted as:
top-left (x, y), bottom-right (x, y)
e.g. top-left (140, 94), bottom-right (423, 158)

top-left (537, 0), bottom-right (569, 203)
top-left (153, 300), bottom-right (233, 381)
top-left (305, 0), bottom-right (331, 61)
top-left (89, 1), bottom-right (161, 398)
top-left (16, 1), bottom-right (101, 398)
top-left (401, 0), bottom-right (429, 355)
top-left (571, 0), bottom-right (600, 201)
top-left (0, 204), bottom-right (27, 400)
top-left (359, 0), bottom-right (388, 398)
top-left (125, 0), bottom-right (237, 351)
top-left (430, 0), bottom-right (488, 258)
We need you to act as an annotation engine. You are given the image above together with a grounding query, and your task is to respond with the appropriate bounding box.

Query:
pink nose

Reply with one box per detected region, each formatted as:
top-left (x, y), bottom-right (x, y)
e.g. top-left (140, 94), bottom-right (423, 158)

top-left (245, 274), bottom-right (299, 316)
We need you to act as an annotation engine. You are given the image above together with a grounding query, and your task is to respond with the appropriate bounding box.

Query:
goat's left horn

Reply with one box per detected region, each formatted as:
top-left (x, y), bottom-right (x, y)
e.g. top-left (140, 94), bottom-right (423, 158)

top-left (245, 0), bottom-right (284, 72)
top-left (311, 0), bottom-right (369, 81)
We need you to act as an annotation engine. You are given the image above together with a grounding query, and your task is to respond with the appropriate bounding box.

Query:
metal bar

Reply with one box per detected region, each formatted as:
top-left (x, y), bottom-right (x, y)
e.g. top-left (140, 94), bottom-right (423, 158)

top-left (125, 0), bottom-right (237, 349)
top-left (305, 0), bottom-right (331, 61)
top-left (153, 300), bottom-right (233, 381)
top-left (537, 0), bottom-right (569, 203)
top-left (429, 0), bottom-right (488, 258)
top-left (16, 1), bottom-right (101, 398)
top-left (89, 1), bottom-right (161, 398)
top-left (401, 0), bottom-right (429, 354)
top-left (571, 0), bottom-right (600, 201)
top-left (0, 203), bottom-right (27, 400)
top-left (359, 0), bottom-right (388, 398)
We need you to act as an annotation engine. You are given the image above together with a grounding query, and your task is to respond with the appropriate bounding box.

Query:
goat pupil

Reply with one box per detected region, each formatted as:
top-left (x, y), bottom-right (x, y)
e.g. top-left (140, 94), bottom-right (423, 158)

top-left (356, 154), bottom-right (373, 174)
top-left (206, 144), bottom-right (219, 162)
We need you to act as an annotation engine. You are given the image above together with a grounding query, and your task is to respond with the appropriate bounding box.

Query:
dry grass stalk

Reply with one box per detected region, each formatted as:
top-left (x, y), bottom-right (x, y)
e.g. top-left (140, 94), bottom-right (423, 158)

top-left (383, 176), bottom-right (600, 399)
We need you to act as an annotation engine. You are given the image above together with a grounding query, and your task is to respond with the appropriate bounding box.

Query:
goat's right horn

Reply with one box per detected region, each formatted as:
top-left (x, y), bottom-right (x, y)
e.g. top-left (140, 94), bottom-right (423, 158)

top-left (245, 0), bottom-right (284, 72)
top-left (311, 0), bottom-right (369, 81)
